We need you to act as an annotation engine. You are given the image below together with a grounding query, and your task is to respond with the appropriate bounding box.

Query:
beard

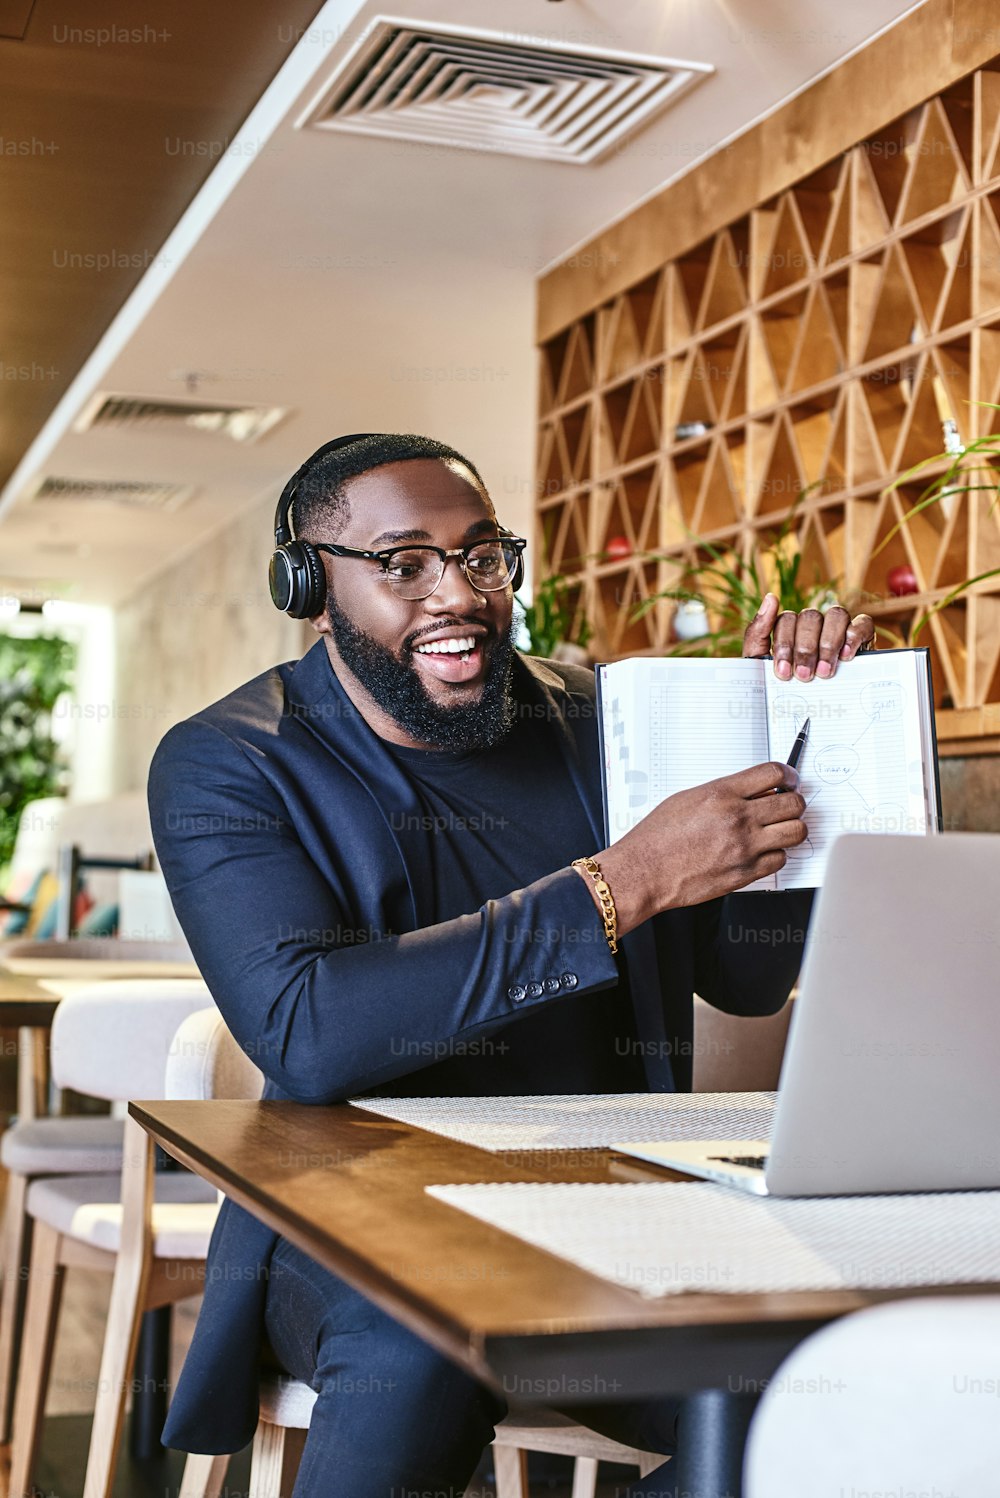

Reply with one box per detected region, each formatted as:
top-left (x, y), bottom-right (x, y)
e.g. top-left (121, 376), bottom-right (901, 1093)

top-left (325, 586), bottom-right (517, 752)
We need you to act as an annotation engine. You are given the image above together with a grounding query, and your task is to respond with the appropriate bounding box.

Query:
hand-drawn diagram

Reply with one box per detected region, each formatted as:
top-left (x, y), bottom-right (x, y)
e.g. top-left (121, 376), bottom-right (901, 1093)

top-left (768, 676), bottom-right (921, 871)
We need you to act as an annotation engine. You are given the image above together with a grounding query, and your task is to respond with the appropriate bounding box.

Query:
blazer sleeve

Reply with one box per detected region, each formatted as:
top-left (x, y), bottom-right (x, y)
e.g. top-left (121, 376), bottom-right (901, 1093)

top-left (689, 888), bottom-right (815, 1017)
top-left (148, 718), bottom-right (619, 1103)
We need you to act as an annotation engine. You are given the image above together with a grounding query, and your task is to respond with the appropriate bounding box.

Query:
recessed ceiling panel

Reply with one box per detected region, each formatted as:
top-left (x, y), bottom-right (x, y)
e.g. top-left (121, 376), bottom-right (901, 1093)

top-left (74, 393), bottom-right (288, 445)
top-left (28, 475), bottom-right (196, 513)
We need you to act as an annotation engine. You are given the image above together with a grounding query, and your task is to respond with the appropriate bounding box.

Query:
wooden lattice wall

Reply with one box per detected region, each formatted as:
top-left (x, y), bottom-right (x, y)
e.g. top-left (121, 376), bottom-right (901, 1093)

top-left (536, 62), bottom-right (1000, 747)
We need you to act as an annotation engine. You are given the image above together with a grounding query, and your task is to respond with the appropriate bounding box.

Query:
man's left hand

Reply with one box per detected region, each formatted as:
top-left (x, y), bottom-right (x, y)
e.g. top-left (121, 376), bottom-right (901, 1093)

top-left (743, 594), bottom-right (876, 680)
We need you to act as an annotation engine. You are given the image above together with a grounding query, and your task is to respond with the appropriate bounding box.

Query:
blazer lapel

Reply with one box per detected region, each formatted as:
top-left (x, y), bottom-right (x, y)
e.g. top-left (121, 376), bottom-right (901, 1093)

top-left (285, 641), bottom-right (435, 930)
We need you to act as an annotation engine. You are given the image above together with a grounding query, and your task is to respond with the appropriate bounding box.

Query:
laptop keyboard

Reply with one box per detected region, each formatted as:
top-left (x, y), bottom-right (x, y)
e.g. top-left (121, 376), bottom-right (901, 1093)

top-left (708, 1154), bottom-right (768, 1171)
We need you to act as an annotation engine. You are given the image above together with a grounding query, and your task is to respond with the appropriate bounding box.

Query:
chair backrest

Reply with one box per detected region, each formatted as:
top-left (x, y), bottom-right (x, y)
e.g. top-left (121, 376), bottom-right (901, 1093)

top-left (8, 793), bottom-right (153, 906)
top-left (6, 798), bottom-right (67, 889)
top-left (692, 993), bottom-right (794, 1091)
top-left (165, 1007), bottom-right (265, 1102)
top-left (50, 978), bottom-right (213, 1100)
top-left (744, 1295), bottom-right (1000, 1496)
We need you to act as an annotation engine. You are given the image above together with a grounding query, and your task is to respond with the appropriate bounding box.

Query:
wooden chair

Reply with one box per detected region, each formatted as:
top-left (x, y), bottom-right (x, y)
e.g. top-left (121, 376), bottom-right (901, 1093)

top-left (167, 1009), bottom-right (668, 1498)
top-left (692, 991), bottom-right (794, 1093)
top-left (488, 1407), bottom-right (665, 1496)
top-left (0, 1105), bottom-right (125, 1441)
top-left (81, 1005), bottom-right (263, 1498)
top-left (181, 1371), bottom-right (666, 1498)
top-left (7, 980), bottom-right (217, 1498)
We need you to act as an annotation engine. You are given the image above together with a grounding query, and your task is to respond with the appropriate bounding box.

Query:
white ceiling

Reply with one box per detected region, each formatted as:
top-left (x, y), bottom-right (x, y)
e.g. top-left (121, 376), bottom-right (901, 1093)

top-left (0, 0), bottom-right (924, 606)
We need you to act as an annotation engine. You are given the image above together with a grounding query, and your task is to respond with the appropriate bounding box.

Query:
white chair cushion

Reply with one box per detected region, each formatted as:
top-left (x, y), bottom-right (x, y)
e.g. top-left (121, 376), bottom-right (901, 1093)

top-left (165, 1007), bottom-right (264, 1103)
top-left (259, 1373), bottom-right (318, 1429)
top-left (26, 1171), bottom-right (219, 1258)
top-left (745, 1296), bottom-right (1000, 1497)
top-left (50, 979), bottom-right (213, 1099)
top-left (1, 1116), bottom-right (125, 1175)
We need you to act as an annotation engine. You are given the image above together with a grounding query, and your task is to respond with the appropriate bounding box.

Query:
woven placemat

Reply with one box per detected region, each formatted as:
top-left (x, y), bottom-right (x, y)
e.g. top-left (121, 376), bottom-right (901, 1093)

top-left (351, 1091), bottom-right (776, 1152)
top-left (426, 1180), bottom-right (1000, 1298)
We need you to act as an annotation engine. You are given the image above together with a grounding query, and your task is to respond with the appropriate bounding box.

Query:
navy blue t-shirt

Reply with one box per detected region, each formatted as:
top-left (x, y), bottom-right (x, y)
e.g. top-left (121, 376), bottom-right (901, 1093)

top-left (376, 704), bottom-right (645, 1096)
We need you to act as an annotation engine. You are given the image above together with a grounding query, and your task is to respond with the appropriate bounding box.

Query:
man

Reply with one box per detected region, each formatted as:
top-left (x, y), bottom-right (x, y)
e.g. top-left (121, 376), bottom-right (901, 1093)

top-left (148, 432), bottom-right (874, 1496)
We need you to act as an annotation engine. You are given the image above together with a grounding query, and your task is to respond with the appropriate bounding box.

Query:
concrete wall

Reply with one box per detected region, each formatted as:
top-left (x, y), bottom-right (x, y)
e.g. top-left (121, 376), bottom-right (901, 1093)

top-left (110, 489), bottom-right (308, 792)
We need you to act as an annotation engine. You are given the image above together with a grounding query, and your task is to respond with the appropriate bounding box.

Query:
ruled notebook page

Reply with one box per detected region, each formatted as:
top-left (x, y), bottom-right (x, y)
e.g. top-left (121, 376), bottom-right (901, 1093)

top-left (764, 650), bottom-right (932, 890)
top-left (600, 657), bottom-right (770, 855)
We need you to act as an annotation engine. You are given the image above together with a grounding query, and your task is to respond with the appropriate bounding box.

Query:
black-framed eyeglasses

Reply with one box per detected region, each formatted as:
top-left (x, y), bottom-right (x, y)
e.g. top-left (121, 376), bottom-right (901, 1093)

top-left (314, 533), bottom-right (526, 601)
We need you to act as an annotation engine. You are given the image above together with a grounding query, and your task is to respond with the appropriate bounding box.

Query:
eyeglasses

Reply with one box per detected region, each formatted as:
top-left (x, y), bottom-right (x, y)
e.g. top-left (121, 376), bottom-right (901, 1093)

top-left (315, 534), bottom-right (526, 601)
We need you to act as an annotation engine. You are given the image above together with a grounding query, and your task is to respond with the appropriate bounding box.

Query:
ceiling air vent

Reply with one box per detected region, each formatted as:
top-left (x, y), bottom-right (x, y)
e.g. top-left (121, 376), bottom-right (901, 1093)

top-left (297, 18), bottom-right (712, 164)
top-left (74, 393), bottom-right (287, 444)
top-left (28, 476), bottom-right (195, 513)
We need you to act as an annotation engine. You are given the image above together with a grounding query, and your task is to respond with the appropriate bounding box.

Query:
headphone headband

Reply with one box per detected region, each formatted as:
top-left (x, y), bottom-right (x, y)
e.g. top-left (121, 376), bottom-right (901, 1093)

top-left (274, 432), bottom-right (382, 545)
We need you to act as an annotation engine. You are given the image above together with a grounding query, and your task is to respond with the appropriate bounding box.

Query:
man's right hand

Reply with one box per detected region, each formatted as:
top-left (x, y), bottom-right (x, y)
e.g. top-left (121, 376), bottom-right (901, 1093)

top-left (581, 762), bottom-right (807, 937)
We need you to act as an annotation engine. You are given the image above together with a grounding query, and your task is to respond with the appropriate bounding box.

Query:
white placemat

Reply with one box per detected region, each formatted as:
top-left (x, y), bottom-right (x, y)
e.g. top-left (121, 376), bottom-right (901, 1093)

top-left (425, 1181), bottom-right (1000, 1298)
top-left (350, 1092), bottom-right (776, 1152)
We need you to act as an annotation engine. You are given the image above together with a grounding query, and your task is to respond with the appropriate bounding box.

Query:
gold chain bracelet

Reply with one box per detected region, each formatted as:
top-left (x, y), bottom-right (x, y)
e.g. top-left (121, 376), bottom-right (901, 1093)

top-left (571, 856), bottom-right (619, 955)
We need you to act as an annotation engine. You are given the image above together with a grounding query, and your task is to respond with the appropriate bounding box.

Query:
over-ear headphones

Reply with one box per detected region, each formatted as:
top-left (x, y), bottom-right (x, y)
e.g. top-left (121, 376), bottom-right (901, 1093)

top-left (268, 434), bottom-right (525, 617)
top-left (269, 434), bottom-right (379, 619)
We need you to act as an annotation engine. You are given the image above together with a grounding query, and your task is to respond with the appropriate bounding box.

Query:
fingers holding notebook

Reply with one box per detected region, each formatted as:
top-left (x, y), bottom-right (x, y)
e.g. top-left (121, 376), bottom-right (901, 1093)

top-left (742, 592), bottom-right (876, 680)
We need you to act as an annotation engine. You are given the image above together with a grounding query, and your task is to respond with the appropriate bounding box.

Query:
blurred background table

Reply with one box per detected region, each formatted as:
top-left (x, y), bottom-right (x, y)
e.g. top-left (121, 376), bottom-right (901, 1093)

top-left (0, 944), bottom-right (199, 1120)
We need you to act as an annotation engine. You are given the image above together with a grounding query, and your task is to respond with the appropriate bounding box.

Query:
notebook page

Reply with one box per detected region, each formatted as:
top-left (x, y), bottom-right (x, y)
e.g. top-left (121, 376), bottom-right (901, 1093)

top-left (600, 658), bottom-right (770, 844)
top-left (763, 651), bottom-right (931, 890)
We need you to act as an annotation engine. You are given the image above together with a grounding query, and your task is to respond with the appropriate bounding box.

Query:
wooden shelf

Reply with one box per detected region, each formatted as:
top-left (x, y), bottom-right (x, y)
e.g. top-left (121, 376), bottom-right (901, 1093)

top-left (535, 60), bottom-right (1000, 722)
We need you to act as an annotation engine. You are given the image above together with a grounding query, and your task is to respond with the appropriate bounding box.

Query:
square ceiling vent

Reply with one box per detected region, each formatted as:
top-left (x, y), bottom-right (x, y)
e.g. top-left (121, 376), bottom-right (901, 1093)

top-left (297, 18), bottom-right (713, 164)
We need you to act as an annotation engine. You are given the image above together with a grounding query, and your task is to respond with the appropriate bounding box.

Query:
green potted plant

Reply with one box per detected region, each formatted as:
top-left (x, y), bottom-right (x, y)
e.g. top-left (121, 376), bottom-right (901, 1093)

top-left (632, 492), bottom-right (876, 656)
top-left (876, 405), bottom-right (1000, 641)
top-left (0, 631), bottom-right (76, 877)
top-left (515, 571), bottom-right (594, 665)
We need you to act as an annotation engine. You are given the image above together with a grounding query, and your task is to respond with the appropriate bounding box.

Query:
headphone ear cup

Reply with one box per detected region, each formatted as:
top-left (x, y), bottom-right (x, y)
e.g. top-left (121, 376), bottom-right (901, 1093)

top-left (299, 541), bottom-right (327, 619)
top-left (268, 546), bottom-right (296, 614)
top-left (269, 541), bottom-right (327, 619)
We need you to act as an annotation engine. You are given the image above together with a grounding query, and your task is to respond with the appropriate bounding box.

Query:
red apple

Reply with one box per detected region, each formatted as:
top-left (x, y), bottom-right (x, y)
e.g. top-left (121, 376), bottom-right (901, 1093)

top-left (886, 564), bottom-right (919, 597)
top-left (604, 535), bottom-right (632, 560)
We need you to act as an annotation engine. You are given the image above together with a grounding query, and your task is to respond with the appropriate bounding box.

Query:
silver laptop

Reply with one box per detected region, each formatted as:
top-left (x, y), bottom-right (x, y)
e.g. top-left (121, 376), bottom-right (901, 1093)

top-left (615, 833), bottom-right (1000, 1196)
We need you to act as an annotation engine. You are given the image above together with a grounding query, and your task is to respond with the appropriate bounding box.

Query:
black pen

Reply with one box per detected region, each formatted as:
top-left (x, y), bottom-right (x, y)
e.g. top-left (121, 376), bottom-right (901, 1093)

top-left (776, 717), bottom-right (809, 793)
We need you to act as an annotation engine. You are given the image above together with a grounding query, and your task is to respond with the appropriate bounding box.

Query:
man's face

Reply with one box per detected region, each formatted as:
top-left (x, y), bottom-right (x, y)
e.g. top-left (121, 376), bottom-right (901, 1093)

top-left (315, 457), bottom-right (517, 751)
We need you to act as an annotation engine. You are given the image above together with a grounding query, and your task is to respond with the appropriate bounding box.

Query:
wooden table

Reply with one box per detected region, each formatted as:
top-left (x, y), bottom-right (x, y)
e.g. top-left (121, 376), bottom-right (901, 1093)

top-left (0, 955), bottom-right (200, 1117)
top-left (1, 938), bottom-right (200, 982)
top-left (130, 1099), bottom-right (1000, 1491)
top-left (132, 1098), bottom-right (989, 1399)
top-left (0, 968), bottom-right (64, 1030)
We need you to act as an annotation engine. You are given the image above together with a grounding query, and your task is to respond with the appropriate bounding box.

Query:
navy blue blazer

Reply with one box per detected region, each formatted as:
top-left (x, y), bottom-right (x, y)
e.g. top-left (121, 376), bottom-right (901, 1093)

top-left (148, 639), bottom-right (810, 1454)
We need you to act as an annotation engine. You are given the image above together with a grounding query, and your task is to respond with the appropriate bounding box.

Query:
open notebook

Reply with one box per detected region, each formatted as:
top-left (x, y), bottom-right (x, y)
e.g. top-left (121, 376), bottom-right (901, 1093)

top-left (596, 648), bottom-right (941, 890)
